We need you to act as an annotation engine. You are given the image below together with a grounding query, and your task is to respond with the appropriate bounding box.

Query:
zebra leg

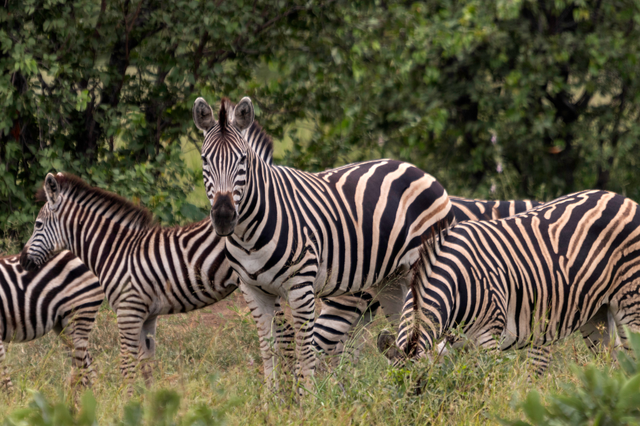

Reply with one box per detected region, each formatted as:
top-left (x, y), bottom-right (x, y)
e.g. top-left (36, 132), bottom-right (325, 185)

top-left (526, 346), bottom-right (552, 377)
top-left (334, 296), bottom-right (380, 366)
top-left (54, 311), bottom-right (96, 389)
top-left (287, 282), bottom-right (317, 391)
top-left (241, 282), bottom-right (280, 390)
top-left (610, 288), bottom-right (640, 352)
top-left (314, 292), bottom-right (376, 368)
top-left (274, 300), bottom-right (296, 373)
top-left (138, 316), bottom-right (158, 388)
top-left (116, 301), bottom-right (147, 396)
top-left (71, 307), bottom-right (100, 387)
top-left (0, 340), bottom-right (12, 392)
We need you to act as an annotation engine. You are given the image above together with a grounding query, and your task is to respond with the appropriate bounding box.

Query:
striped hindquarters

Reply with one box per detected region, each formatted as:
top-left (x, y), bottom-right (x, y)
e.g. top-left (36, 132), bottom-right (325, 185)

top-left (0, 251), bottom-right (102, 342)
top-left (393, 190), bottom-right (640, 370)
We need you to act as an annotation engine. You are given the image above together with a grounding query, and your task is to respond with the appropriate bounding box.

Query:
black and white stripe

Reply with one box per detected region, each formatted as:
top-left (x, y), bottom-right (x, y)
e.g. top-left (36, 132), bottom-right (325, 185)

top-left (193, 96), bottom-right (454, 387)
top-left (1, 250), bottom-right (102, 390)
top-left (449, 196), bottom-right (541, 221)
top-left (314, 196), bottom-right (543, 365)
top-left (20, 173), bottom-right (241, 393)
top-left (380, 190), bottom-right (640, 375)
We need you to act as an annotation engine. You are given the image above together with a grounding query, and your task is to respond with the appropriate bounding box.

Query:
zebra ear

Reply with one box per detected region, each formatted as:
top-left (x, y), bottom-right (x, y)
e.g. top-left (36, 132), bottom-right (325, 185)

top-left (193, 97), bottom-right (216, 132)
top-left (44, 173), bottom-right (60, 210)
top-left (233, 97), bottom-right (254, 131)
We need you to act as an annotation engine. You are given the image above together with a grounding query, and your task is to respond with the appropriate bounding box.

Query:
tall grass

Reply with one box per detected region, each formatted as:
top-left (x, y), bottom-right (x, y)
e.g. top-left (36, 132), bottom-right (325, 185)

top-left (0, 286), bottom-right (617, 425)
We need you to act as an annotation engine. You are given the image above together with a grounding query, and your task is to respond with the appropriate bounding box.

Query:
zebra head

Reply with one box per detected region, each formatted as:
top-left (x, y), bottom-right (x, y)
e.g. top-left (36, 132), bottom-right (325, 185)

top-left (20, 173), bottom-right (67, 272)
top-left (193, 96), bottom-right (255, 236)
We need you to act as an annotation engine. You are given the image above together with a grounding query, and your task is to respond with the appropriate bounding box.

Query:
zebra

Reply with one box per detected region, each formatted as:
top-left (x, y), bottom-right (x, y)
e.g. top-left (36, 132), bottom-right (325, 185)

top-left (448, 196), bottom-right (541, 222)
top-left (19, 173), bottom-right (243, 393)
top-left (378, 190), bottom-right (640, 375)
top-left (192, 96), bottom-right (454, 388)
top-left (315, 197), bottom-right (544, 366)
top-left (0, 250), bottom-right (102, 390)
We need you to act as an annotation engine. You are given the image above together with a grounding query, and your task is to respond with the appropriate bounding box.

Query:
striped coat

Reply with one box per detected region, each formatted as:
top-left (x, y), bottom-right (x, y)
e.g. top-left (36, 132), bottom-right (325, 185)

top-left (0, 251), bottom-right (102, 389)
top-left (193, 96), bottom-right (454, 387)
top-left (315, 196), bottom-right (543, 364)
top-left (380, 190), bottom-right (640, 374)
top-left (20, 173), bottom-right (240, 393)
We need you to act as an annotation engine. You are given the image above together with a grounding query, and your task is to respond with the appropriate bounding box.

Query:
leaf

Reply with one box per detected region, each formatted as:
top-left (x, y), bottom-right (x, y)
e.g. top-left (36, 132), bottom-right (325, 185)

top-left (180, 202), bottom-right (207, 221)
top-left (521, 391), bottom-right (545, 425)
top-left (616, 373), bottom-right (640, 411)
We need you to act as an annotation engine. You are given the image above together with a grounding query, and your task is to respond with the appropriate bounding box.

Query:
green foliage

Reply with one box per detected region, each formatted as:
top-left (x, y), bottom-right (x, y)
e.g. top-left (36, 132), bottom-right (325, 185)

top-left (266, 0), bottom-right (640, 202)
top-left (0, 0), bottom-right (320, 239)
top-left (5, 0), bottom-right (640, 242)
top-left (505, 330), bottom-right (640, 425)
top-left (2, 389), bottom-right (231, 426)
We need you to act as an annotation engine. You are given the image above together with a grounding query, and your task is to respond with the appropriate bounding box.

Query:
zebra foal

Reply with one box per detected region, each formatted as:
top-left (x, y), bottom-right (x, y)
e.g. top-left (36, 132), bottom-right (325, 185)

top-left (0, 250), bottom-right (102, 390)
top-left (193, 96), bottom-right (454, 388)
top-left (379, 190), bottom-right (640, 375)
top-left (20, 173), bottom-right (240, 393)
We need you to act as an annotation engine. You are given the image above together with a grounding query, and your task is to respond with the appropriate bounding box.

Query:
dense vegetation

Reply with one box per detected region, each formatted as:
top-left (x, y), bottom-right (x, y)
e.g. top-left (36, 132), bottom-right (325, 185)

top-left (0, 288), bottom-right (636, 425)
top-left (3, 1), bottom-right (640, 423)
top-left (3, 0), bottom-right (640, 239)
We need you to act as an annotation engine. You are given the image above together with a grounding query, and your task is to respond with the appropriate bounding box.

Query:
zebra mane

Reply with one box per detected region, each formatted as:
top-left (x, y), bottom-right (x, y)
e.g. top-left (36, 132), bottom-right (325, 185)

top-left (246, 121), bottom-right (274, 165)
top-left (217, 97), bottom-right (274, 165)
top-left (36, 173), bottom-right (156, 228)
top-left (219, 98), bottom-right (231, 134)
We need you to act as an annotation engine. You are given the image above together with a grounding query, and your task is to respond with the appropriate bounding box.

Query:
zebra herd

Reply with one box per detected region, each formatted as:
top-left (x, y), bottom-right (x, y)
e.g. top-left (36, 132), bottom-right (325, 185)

top-left (5, 95), bottom-right (638, 397)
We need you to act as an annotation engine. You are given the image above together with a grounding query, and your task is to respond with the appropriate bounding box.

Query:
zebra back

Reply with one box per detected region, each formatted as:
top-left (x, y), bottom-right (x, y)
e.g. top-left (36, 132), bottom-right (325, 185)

top-left (396, 190), bottom-right (640, 360)
top-left (449, 196), bottom-right (542, 221)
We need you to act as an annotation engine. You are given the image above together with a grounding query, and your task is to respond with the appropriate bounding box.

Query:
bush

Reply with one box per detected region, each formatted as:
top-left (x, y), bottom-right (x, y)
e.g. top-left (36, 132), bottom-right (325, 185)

top-left (505, 329), bottom-right (640, 425)
top-left (2, 387), bottom-right (238, 426)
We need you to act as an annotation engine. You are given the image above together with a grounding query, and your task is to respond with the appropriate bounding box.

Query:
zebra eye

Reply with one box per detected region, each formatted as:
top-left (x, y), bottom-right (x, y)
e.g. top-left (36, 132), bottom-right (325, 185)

top-left (239, 154), bottom-right (247, 164)
top-left (35, 220), bottom-right (43, 230)
top-left (201, 157), bottom-right (209, 169)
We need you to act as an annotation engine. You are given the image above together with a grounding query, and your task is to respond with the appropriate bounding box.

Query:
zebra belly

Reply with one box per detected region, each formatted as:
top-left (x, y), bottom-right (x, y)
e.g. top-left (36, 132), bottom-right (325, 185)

top-left (2, 318), bottom-right (52, 343)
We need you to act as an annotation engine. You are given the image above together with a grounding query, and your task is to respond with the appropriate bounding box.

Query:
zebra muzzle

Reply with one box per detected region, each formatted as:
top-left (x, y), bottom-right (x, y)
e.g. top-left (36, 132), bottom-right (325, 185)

top-left (210, 193), bottom-right (237, 236)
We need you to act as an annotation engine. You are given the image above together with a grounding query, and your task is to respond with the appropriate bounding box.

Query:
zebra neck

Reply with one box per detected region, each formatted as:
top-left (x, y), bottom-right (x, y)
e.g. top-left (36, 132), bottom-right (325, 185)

top-left (234, 154), bottom-right (276, 242)
top-left (62, 199), bottom-right (149, 281)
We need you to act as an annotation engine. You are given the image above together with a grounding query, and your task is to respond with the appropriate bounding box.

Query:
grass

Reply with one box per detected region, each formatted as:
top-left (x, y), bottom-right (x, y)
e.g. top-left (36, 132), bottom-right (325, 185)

top-left (0, 236), bottom-right (621, 425)
top-left (0, 278), bottom-right (620, 425)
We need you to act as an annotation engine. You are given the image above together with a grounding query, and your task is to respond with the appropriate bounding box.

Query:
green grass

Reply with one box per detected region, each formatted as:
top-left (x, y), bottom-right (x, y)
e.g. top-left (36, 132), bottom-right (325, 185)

top-left (0, 286), bottom-right (619, 425)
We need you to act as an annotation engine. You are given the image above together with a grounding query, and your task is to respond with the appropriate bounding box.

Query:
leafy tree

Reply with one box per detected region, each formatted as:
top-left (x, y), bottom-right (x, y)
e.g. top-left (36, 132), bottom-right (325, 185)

top-left (4, 0), bottom-right (640, 242)
top-left (0, 0), bottom-right (325, 238)
top-left (266, 0), bottom-right (640, 201)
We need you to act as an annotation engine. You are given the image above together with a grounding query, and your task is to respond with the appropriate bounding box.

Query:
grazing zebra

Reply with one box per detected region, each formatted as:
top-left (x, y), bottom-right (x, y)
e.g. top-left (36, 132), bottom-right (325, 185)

top-left (193, 96), bottom-right (454, 387)
top-left (0, 250), bottom-right (102, 390)
top-left (378, 190), bottom-right (640, 375)
top-left (315, 197), bottom-right (543, 365)
top-left (19, 173), bottom-right (243, 393)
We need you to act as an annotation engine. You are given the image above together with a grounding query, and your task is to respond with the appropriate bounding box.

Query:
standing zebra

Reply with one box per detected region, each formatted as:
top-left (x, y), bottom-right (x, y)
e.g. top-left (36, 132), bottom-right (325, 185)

top-left (19, 173), bottom-right (242, 393)
top-left (379, 190), bottom-right (640, 375)
top-left (315, 197), bottom-right (543, 365)
top-left (0, 250), bottom-right (102, 390)
top-left (193, 96), bottom-right (454, 387)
